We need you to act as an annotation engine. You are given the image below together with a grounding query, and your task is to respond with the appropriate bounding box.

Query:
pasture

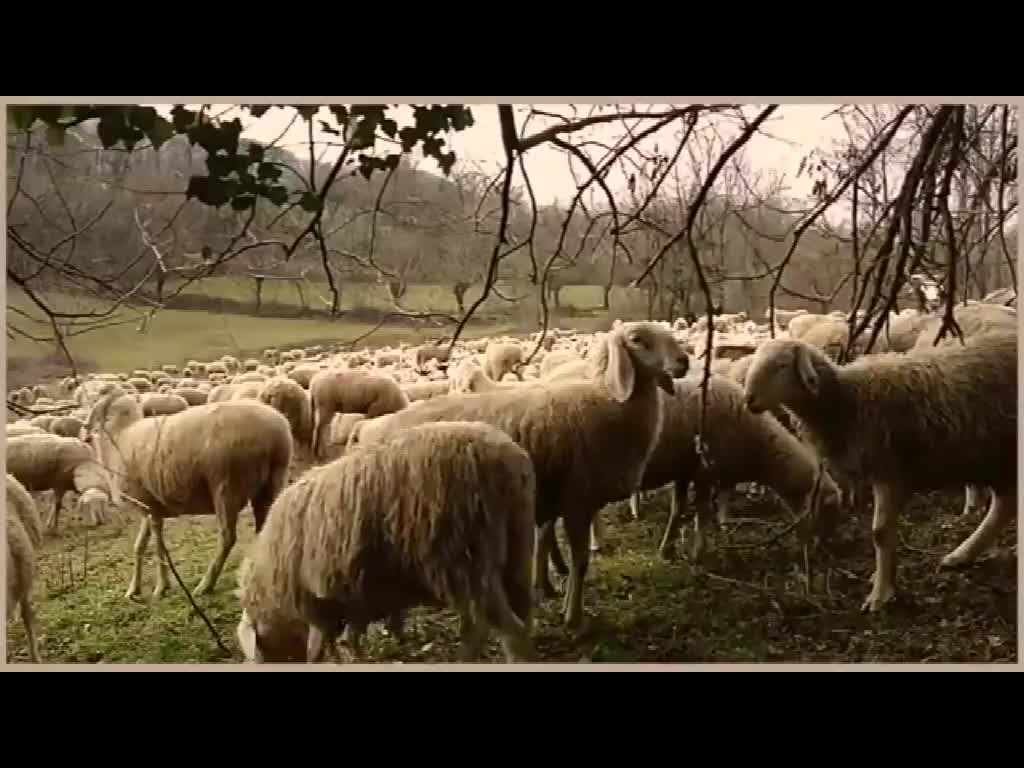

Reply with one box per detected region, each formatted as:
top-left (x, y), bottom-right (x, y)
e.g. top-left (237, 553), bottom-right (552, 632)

top-left (6, 481), bottom-right (1016, 664)
top-left (4, 276), bottom-right (1017, 666)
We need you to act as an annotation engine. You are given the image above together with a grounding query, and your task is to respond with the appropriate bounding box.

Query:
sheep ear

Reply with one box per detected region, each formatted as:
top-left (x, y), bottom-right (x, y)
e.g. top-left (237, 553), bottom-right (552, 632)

top-left (794, 344), bottom-right (819, 396)
top-left (604, 331), bottom-right (636, 402)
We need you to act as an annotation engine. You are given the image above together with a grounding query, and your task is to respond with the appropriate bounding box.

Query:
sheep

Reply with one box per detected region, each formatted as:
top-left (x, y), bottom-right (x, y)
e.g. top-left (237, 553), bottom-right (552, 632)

top-left (401, 379), bottom-right (451, 402)
top-left (911, 302), bottom-right (1016, 352)
top-left (207, 383), bottom-right (238, 403)
top-left (317, 413), bottom-right (367, 461)
top-left (5, 434), bottom-right (112, 532)
top-left (635, 374), bottom-right (842, 561)
top-left (484, 342), bottom-right (523, 382)
top-left (141, 392), bottom-right (190, 417)
top-left (349, 321), bottom-right (690, 629)
top-left (742, 331), bottom-right (1018, 613)
top-left (29, 414), bottom-right (57, 431)
top-left (243, 358), bottom-right (261, 372)
top-left (50, 415), bottom-right (86, 439)
top-left (233, 371), bottom-right (267, 384)
top-left (286, 364), bottom-right (322, 389)
top-left (162, 364), bottom-right (180, 376)
top-left (414, 344), bottom-right (450, 369)
top-left (235, 421), bottom-right (537, 663)
top-left (258, 376), bottom-right (313, 459)
top-left (230, 382), bottom-right (266, 401)
top-left (7, 473), bottom-right (44, 662)
top-left (86, 395), bottom-right (294, 599)
top-left (309, 369), bottom-right (409, 461)
top-left (7, 423), bottom-right (48, 438)
top-left (172, 387), bottom-right (209, 406)
top-left (126, 376), bottom-right (152, 393)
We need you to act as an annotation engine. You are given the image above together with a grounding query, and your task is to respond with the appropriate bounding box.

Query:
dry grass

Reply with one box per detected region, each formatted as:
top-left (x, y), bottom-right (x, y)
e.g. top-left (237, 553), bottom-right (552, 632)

top-left (6, 481), bottom-right (1016, 665)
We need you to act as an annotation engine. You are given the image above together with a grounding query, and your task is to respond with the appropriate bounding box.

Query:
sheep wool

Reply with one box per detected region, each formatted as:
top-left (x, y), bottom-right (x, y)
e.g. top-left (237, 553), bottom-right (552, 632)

top-left (350, 321), bottom-right (689, 629)
top-left (236, 421), bottom-right (537, 663)
top-left (639, 373), bottom-right (841, 561)
top-left (743, 331), bottom-right (1018, 613)
top-left (6, 473), bottom-right (43, 662)
top-left (309, 369), bottom-right (409, 461)
top-left (88, 395), bottom-right (294, 599)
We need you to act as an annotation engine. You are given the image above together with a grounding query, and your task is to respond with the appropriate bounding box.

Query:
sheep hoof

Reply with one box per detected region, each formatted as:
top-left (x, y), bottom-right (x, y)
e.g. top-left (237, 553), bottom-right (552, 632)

top-left (860, 585), bottom-right (894, 613)
top-left (939, 550), bottom-right (972, 569)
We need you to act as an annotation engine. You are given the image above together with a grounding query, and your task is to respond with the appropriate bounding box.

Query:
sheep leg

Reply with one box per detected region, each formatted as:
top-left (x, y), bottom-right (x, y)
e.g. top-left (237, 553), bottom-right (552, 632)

top-left (21, 598), bottom-right (41, 663)
top-left (590, 514), bottom-right (605, 553)
top-left (125, 516), bottom-right (152, 599)
top-left (45, 488), bottom-right (68, 533)
top-left (547, 524), bottom-right (569, 576)
top-left (690, 482), bottom-right (714, 563)
top-left (561, 515), bottom-right (593, 630)
top-left (456, 611), bottom-right (489, 662)
top-left (941, 489), bottom-right (1014, 568)
top-left (961, 484), bottom-right (988, 517)
top-left (306, 626), bottom-right (327, 663)
top-left (150, 516), bottom-right (171, 598)
top-left (533, 522), bottom-right (559, 599)
top-left (629, 490), bottom-right (642, 520)
top-left (657, 480), bottom-right (688, 560)
top-left (385, 611), bottom-right (406, 641)
top-left (484, 587), bottom-right (536, 663)
top-left (862, 484), bottom-right (904, 613)
top-left (195, 490), bottom-right (240, 595)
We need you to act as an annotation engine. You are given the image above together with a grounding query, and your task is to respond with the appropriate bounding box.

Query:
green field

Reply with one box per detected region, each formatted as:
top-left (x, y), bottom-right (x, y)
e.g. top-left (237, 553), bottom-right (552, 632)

top-left (6, 484), bottom-right (1015, 664)
top-left (5, 279), bottom-right (644, 388)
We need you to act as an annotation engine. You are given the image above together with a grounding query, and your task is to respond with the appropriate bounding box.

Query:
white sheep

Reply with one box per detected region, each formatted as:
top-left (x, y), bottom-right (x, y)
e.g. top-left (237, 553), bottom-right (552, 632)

top-left (484, 342), bottom-right (523, 382)
top-left (743, 330), bottom-right (1017, 613)
top-left (349, 321), bottom-right (690, 629)
top-left (636, 373), bottom-right (842, 561)
top-left (7, 473), bottom-right (43, 662)
top-left (309, 369), bottom-right (409, 461)
top-left (236, 421), bottom-right (537, 663)
top-left (6, 433), bottom-right (112, 532)
top-left (86, 394), bottom-right (294, 599)
top-left (258, 376), bottom-right (313, 459)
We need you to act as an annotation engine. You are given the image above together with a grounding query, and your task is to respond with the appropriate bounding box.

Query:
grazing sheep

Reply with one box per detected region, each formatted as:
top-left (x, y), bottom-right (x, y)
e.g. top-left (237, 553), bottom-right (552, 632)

top-left (29, 414), bottom-right (57, 431)
top-left (243, 358), bottom-right (261, 372)
top-left (235, 421), bottom-right (537, 663)
top-left (233, 371), bottom-right (267, 384)
top-left (49, 415), bottom-right (86, 439)
top-left (258, 377), bottom-right (313, 458)
top-left (87, 395), bottom-right (294, 599)
top-left (5, 434), bottom-right (111, 532)
top-left (172, 387), bottom-right (209, 406)
top-left (350, 321), bottom-right (690, 629)
top-left (309, 370), bottom-right (409, 461)
top-left (401, 380), bottom-right (451, 402)
top-left (6, 473), bottom-right (43, 662)
top-left (126, 376), bottom-right (152, 393)
top-left (636, 374), bottom-right (842, 561)
top-left (743, 331), bottom-right (1018, 613)
top-left (485, 342), bottom-right (523, 382)
top-left (6, 423), bottom-right (47, 438)
top-left (317, 413), bottom-right (367, 462)
top-left (141, 393), bottom-right (190, 417)
top-left (286, 364), bottom-right (322, 389)
top-left (415, 344), bottom-right (450, 369)
top-left (911, 302), bottom-right (1016, 352)
top-left (207, 383), bottom-right (238, 403)
top-left (230, 382), bottom-right (266, 401)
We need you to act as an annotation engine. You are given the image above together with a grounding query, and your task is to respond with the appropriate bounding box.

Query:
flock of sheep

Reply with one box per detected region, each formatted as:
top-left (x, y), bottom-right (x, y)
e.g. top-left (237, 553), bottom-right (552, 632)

top-left (5, 285), bottom-right (1019, 664)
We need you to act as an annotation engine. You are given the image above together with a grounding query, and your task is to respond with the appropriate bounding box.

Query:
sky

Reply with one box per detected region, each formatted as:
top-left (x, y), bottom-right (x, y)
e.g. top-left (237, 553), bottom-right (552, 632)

top-left (158, 102), bottom-right (850, 209)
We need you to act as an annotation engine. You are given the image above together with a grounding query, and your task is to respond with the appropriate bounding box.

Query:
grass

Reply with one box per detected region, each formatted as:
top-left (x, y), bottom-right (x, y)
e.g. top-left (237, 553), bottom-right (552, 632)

top-left (5, 279), bottom-right (642, 388)
top-left (7, 483), bottom-right (1016, 665)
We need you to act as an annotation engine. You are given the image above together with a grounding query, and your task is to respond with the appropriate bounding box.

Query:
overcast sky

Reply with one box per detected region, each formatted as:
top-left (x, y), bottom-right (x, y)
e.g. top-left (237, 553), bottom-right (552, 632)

top-left (159, 103), bottom-right (849, 209)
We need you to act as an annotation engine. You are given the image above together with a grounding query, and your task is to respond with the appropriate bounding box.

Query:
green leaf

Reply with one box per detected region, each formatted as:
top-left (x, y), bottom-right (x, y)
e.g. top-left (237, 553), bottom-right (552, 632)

top-left (96, 110), bottom-right (126, 148)
top-left (231, 195), bottom-right (256, 211)
top-left (398, 126), bottom-right (418, 152)
top-left (171, 105), bottom-right (195, 133)
top-left (319, 120), bottom-right (340, 136)
top-left (248, 105), bottom-right (272, 118)
top-left (295, 105), bottom-right (319, 121)
top-left (185, 176), bottom-right (232, 207)
top-left (383, 153), bottom-right (401, 170)
top-left (206, 154), bottom-right (232, 178)
top-left (128, 105), bottom-right (158, 132)
top-left (10, 107), bottom-right (35, 131)
top-left (147, 118), bottom-right (175, 150)
top-left (328, 106), bottom-right (349, 125)
top-left (298, 192), bottom-right (321, 212)
top-left (257, 163), bottom-right (283, 182)
top-left (265, 185), bottom-right (288, 206)
top-left (247, 143), bottom-right (265, 163)
top-left (46, 124), bottom-right (66, 147)
top-left (381, 118), bottom-right (397, 138)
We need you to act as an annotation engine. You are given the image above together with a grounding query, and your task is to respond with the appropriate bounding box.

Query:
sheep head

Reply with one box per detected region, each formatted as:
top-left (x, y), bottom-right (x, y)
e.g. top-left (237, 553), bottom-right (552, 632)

top-left (77, 487), bottom-right (110, 526)
top-left (596, 321), bottom-right (690, 402)
top-left (743, 338), bottom-right (826, 414)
